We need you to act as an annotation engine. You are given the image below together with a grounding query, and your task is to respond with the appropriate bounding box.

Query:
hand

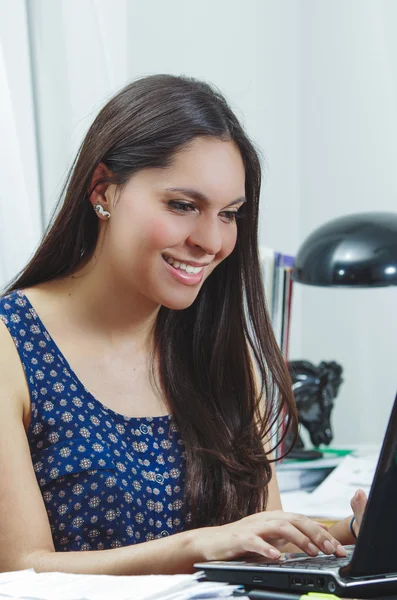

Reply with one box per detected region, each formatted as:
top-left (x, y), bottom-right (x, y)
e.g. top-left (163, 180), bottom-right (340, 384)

top-left (194, 510), bottom-right (347, 562)
top-left (350, 488), bottom-right (368, 537)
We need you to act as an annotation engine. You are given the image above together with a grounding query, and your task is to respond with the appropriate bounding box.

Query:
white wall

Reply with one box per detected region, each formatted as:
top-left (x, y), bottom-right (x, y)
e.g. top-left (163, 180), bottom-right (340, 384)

top-left (297, 0), bottom-right (397, 445)
top-left (3, 0), bottom-right (397, 445)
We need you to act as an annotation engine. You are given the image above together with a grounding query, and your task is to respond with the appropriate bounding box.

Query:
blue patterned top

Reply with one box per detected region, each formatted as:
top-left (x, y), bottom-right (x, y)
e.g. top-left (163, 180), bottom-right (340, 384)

top-left (0, 290), bottom-right (187, 551)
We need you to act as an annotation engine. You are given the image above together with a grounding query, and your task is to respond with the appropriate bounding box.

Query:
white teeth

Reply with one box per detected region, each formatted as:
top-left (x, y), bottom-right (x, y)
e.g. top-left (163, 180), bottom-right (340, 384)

top-left (164, 256), bottom-right (203, 275)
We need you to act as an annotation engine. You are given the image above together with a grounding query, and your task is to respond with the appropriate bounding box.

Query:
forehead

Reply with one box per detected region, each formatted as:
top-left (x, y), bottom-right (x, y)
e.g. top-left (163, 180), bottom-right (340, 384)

top-left (128, 137), bottom-right (246, 203)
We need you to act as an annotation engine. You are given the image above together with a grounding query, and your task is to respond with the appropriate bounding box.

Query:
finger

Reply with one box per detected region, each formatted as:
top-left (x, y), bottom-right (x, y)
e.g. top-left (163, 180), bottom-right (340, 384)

top-left (261, 520), bottom-right (320, 557)
top-left (350, 488), bottom-right (366, 506)
top-left (243, 535), bottom-right (282, 560)
top-left (312, 521), bottom-right (329, 530)
top-left (355, 488), bottom-right (367, 508)
top-left (351, 488), bottom-right (367, 531)
top-left (283, 514), bottom-right (346, 557)
top-left (351, 489), bottom-right (367, 515)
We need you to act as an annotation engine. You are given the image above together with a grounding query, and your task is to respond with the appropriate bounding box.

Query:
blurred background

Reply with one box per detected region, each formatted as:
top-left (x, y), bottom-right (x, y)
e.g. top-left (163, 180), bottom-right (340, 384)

top-left (1, 0), bottom-right (396, 446)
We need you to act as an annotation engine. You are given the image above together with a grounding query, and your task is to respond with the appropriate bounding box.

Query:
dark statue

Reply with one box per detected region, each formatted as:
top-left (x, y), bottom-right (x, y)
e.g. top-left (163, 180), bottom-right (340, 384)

top-left (285, 360), bottom-right (344, 459)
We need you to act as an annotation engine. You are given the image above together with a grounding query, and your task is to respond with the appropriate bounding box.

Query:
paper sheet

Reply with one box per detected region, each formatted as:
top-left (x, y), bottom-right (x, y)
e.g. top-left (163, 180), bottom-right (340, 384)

top-left (0, 569), bottom-right (241, 600)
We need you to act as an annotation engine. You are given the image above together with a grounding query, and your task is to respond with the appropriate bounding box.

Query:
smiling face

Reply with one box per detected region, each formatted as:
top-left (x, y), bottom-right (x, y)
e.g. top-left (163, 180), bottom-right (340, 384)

top-left (100, 136), bottom-right (246, 310)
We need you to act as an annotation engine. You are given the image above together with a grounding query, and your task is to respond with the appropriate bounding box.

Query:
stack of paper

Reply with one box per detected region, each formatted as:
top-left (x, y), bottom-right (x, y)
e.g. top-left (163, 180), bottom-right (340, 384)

top-left (276, 454), bottom-right (343, 493)
top-left (281, 452), bottom-right (379, 519)
top-left (0, 569), bottom-right (245, 600)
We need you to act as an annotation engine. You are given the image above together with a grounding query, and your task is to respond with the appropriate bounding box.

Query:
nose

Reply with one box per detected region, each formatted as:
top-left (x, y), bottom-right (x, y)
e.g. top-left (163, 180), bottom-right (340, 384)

top-left (186, 214), bottom-right (223, 256)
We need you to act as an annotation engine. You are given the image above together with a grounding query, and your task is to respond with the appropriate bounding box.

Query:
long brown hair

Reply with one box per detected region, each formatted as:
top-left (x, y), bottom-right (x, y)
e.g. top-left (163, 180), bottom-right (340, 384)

top-left (5, 74), bottom-right (297, 528)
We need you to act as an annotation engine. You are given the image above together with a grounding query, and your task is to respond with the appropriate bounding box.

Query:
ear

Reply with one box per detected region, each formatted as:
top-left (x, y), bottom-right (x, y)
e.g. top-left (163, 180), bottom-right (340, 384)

top-left (88, 162), bottom-right (114, 212)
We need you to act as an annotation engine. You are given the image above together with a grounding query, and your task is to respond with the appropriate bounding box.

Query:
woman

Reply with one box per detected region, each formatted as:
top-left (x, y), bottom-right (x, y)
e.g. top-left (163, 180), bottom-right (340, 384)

top-left (0, 74), bottom-right (366, 575)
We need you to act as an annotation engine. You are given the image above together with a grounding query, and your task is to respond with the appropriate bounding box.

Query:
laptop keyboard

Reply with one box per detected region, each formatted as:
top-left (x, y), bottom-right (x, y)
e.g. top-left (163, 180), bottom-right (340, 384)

top-left (278, 555), bottom-right (350, 569)
top-left (254, 548), bottom-right (354, 570)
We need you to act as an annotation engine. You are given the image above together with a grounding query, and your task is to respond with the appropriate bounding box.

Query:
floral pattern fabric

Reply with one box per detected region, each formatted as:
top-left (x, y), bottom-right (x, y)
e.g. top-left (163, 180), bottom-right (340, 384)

top-left (0, 290), bottom-right (187, 551)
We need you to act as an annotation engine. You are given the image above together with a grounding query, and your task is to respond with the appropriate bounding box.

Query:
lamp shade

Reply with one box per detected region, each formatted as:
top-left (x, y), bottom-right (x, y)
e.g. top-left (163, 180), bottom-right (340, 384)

top-left (292, 212), bottom-right (397, 287)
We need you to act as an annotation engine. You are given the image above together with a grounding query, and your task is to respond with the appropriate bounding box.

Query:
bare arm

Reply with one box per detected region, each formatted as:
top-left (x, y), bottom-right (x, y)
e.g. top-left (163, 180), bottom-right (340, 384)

top-left (26, 533), bottom-right (200, 575)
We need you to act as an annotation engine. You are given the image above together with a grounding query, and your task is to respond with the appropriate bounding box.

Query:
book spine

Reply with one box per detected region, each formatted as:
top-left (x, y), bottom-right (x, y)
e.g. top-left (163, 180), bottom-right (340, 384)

top-left (259, 249), bottom-right (295, 460)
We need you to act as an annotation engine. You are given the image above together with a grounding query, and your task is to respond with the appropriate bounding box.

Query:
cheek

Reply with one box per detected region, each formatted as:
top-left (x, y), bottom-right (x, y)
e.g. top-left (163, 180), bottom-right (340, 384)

top-left (143, 221), bottom-right (168, 249)
top-left (114, 206), bottom-right (187, 252)
top-left (143, 215), bottom-right (190, 249)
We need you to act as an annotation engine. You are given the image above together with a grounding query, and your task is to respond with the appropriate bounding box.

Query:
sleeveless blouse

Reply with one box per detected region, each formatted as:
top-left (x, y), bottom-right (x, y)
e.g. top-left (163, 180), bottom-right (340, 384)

top-left (0, 290), bottom-right (187, 551)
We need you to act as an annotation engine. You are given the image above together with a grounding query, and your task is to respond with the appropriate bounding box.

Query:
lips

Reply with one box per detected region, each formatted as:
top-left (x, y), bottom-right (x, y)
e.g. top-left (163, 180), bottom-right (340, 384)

top-left (162, 254), bottom-right (205, 286)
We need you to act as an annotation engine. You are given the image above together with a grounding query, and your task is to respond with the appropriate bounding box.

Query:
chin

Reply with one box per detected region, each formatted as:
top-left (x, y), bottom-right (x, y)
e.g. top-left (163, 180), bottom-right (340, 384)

top-left (161, 296), bottom-right (198, 311)
top-left (156, 287), bottom-right (201, 311)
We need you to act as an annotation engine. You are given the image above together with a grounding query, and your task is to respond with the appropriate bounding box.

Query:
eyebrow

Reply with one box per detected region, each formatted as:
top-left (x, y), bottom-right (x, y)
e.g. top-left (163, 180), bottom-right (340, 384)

top-left (165, 187), bottom-right (247, 208)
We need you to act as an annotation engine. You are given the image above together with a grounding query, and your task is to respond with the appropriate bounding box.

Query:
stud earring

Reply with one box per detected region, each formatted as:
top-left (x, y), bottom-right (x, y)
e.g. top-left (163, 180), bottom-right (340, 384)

top-left (93, 204), bottom-right (111, 219)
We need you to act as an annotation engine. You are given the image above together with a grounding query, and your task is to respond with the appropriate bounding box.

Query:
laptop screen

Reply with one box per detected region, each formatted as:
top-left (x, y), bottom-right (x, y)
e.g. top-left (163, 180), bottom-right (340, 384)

top-left (341, 392), bottom-right (397, 578)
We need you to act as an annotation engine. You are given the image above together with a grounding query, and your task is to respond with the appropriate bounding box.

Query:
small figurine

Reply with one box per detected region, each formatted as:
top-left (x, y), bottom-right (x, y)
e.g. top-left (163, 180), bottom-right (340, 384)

top-left (284, 360), bottom-right (344, 459)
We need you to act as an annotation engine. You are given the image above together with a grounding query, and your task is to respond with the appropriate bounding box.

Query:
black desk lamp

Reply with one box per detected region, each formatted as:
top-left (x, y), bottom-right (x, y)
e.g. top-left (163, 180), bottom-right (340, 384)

top-left (286, 212), bottom-right (397, 460)
top-left (292, 212), bottom-right (397, 288)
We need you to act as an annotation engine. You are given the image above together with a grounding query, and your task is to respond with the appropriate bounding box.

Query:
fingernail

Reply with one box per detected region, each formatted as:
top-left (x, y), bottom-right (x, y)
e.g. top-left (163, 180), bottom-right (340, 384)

top-left (269, 548), bottom-right (281, 559)
top-left (323, 540), bottom-right (335, 554)
top-left (307, 542), bottom-right (318, 555)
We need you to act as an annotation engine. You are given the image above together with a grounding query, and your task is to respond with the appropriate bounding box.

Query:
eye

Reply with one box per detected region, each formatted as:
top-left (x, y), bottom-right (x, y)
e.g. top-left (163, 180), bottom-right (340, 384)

top-left (219, 211), bottom-right (238, 224)
top-left (168, 200), bottom-right (196, 214)
top-left (219, 206), bottom-right (246, 224)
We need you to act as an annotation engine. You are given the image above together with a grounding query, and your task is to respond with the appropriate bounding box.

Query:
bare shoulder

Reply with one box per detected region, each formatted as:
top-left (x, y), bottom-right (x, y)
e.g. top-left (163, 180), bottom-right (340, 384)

top-left (0, 317), bottom-right (31, 428)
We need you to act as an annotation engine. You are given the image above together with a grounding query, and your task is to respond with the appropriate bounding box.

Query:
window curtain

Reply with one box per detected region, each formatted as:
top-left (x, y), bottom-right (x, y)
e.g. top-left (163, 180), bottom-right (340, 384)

top-left (0, 0), bottom-right (42, 289)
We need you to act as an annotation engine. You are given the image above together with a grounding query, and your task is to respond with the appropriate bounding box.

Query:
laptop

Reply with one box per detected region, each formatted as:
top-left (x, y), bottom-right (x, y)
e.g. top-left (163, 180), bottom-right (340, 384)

top-left (195, 392), bottom-right (397, 598)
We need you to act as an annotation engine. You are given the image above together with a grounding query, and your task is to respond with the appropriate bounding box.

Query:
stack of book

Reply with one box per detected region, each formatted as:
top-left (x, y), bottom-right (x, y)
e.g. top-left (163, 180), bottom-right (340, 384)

top-left (259, 248), bottom-right (295, 459)
top-left (260, 247), bottom-right (294, 360)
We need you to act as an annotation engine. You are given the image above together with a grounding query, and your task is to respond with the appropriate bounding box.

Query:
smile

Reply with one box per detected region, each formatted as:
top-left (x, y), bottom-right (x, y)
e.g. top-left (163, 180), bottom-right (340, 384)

top-left (162, 255), bottom-right (204, 275)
